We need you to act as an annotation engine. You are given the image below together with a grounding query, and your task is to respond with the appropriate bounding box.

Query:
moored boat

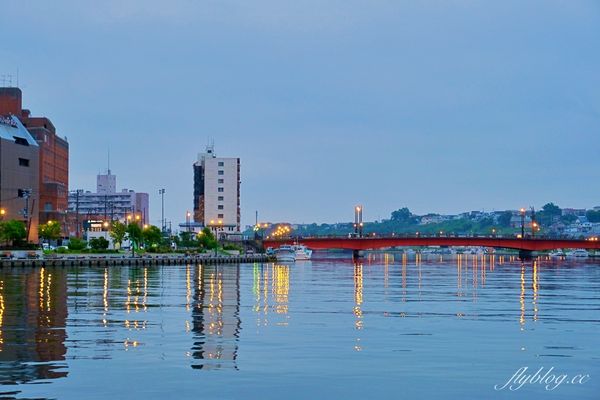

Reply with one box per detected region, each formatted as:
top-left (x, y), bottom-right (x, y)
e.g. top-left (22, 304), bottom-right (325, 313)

top-left (566, 249), bottom-right (589, 258)
top-left (292, 244), bottom-right (312, 260)
top-left (549, 249), bottom-right (566, 258)
top-left (275, 245), bottom-right (296, 262)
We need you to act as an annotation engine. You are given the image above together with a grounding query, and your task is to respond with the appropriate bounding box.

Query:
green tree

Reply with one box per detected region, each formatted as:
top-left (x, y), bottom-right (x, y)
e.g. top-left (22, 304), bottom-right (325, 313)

top-left (110, 221), bottom-right (127, 249)
top-left (197, 227), bottom-right (218, 250)
top-left (498, 211), bottom-right (513, 227)
top-left (68, 237), bottom-right (87, 250)
top-left (142, 225), bottom-right (162, 247)
top-left (89, 237), bottom-right (109, 250)
top-left (127, 223), bottom-right (143, 252)
top-left (179, 231), bottom-right (197, 247)
top-left (586, 210), bottom-right (600, 223)
top-left (542, 203), bottom-right (561, 217)
top-left (0, 220), bottom-right (27, 246)
top-left (391, 208), bottom-right (414, 224)
top-left (39, 221), bottom-right (61, 241)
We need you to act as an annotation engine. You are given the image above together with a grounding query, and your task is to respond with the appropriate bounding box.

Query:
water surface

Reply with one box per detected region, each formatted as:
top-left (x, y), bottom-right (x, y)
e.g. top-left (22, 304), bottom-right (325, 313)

top-left (0, 253), bottom-right (598, 399)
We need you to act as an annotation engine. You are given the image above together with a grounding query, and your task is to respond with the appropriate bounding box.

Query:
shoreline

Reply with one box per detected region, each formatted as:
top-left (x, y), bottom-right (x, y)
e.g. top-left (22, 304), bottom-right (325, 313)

top-left (0, 253), bottom-right (273, 268)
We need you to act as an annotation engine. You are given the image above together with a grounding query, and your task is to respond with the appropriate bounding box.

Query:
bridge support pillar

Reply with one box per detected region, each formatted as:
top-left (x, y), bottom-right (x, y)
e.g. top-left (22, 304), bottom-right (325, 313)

top-left (518, 250), bottom-right (533, 260)
top-left (352, 250), bottom-right (363, 259)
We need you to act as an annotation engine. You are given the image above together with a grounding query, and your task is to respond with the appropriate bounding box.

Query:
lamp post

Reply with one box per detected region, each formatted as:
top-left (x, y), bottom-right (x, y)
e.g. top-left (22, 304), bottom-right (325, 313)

top-left (159, 188), bottom-right (165, 234)
top-left (530, 207), bottom-right (537, 238)
top-left (186, 211), bottom-right (191, 233)
top-left (0, 208), bottom-right (5, 221)
top-left (520, 208), bottom-right (526, 238)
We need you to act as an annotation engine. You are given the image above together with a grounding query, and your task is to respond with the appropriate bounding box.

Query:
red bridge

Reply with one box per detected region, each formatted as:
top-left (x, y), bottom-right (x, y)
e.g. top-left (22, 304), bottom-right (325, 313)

top-left (263, 236), bottom-right (600, 252)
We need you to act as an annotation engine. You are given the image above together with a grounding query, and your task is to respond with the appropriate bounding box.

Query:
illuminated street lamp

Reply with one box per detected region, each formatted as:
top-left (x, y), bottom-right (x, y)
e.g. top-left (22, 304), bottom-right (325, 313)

top-left (532, 221), bottom-right (539, 238)
top-left (186, 211), bottom-right (192, 233)
top-left (0, 208), bottom-right (5, 220)
top-left (520, 208), bottom-right (526, 238)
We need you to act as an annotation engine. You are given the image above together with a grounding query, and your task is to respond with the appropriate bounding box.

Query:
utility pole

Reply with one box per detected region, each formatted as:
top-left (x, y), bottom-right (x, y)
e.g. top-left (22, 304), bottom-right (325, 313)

top-left (159, 188), bottom-right (165, 233)
top-left (75, 190), bottom-right (81, 238)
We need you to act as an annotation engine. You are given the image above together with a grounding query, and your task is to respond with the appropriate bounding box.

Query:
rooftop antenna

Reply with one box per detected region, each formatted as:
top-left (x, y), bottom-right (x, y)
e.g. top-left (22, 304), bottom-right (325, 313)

top-left (107, 147), bottom-right (111, 174)
top-left (16, 68), bottom-right (19, 87)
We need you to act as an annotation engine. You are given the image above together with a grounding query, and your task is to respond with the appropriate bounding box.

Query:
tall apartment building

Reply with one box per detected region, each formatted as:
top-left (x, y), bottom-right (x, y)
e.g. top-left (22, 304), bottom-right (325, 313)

top-left (0, 115), bottom-right (40, 241)
top-left (193, 145), bottom-right (240, 237)
top-left (67, 170), bottom-right (149, 235)
top-left (0, 87), bottom-right (69, 228)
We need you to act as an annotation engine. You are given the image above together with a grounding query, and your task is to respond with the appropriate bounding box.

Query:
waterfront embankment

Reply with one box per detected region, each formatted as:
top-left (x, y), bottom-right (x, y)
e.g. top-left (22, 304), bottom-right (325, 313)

top-left (0, 253), bottom-right (272, 268)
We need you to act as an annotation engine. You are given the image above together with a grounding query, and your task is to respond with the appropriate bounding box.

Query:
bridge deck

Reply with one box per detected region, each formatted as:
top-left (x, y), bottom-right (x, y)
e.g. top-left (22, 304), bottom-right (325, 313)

top-left (264, 237), bottom-right (600, 251)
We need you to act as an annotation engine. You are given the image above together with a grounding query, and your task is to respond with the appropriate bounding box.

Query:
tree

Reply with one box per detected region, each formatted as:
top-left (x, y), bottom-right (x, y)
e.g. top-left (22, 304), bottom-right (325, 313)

top-left (89, 237), bottom-right (109, 251)
top-left (109, 221), bottom-right (127, 249)
top-left (39, 221), bottom-right (61, 241)
top-left (390, 208), bottom-right (414, 224)
top-left (0, 220), bottom-right (27, 246)
top-left (586, 210), bottom-right (600, 223)
top-left (142, 225), bottom-right (162, 247)
top-left (68, 237), bottom-right (87, 250)
top-left (197, 227), bottom-right (218, 250)
top-left (179, 231), bottom-right (197, 247)
top-left (127, 223), bottom-right (143, 251)
top-left (498, 211), bottom-right (513, 227)
top-left (542, 203), bottom-right (561, 217)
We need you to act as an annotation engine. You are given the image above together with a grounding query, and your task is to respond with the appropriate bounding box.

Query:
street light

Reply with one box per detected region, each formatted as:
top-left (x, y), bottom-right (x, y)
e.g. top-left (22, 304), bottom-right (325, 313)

top-left (186, 211), bottom-right (191, 233)
top-left (0, 208), bottom-right (5, 220)
top-left (520, 208), bottom-right (526, 238)
top-left (159, 188), bottom-right (166, 233)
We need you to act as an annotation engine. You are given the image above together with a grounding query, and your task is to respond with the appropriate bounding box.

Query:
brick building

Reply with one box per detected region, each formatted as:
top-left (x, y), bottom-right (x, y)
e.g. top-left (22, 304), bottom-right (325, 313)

top-left (0, 87), bottom-right (69, 232)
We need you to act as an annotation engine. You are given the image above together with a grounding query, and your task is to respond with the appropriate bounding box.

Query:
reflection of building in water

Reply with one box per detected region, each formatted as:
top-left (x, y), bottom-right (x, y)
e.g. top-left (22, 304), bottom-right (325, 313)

top-left (252, 263), bottom-right (290, 328)
top-left (0, 268), bottom-right (68, 384)
top-left (191, 264), bottom-right (240, 370)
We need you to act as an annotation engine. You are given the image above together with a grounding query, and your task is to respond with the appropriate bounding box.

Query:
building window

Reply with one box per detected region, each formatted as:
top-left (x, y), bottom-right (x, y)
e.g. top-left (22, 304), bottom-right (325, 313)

top-left (18, 158), bottom-right (30, 167)
top-left (218, 170), bottom-right (224, 175)
top-left (218, 214), bottom-right (224, 218)
top-left (13, 137), bottom-right (29, 146)
top-left (218, 196), bottom-right (224, 201)
top-left (218, 187), bottom-right (224, 192)
top-left (218, 179), bottom-right (224, 184)
top-left (218, 205), bottom-right (224, 210)
top-left (218, 161), bottom-right (224, 167)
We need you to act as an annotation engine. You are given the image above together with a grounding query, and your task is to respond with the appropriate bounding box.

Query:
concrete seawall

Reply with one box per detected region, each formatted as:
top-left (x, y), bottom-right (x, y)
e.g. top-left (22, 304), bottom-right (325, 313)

top-left (0, 254), bottom-right (272, 268)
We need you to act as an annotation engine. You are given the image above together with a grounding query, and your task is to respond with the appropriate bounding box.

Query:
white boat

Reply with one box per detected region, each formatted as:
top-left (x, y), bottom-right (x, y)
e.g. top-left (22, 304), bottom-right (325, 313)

top-left (292, 244), bottom-right (312, 260)
top-left (566, 249), bottom-right (589, 258)
top-left (274, 245), bottom-right (296, 262)
top-left (403, 248), bottom-right (416, 256)
top-left (549, 249), bottom-right (566, 258)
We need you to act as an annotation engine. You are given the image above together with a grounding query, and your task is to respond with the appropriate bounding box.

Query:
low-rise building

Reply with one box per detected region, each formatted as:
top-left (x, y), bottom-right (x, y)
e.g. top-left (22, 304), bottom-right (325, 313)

top-left (0, 115), bottom-right (40, 241)
top-left (67, 170), bottom-right (149, 236)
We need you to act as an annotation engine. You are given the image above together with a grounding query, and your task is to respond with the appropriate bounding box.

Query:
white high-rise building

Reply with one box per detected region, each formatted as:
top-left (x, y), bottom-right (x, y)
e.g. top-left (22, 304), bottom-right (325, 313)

top-left (97, 170), bottom-right (116, 194)
top-left (193, 145), bottom-right (240, 238)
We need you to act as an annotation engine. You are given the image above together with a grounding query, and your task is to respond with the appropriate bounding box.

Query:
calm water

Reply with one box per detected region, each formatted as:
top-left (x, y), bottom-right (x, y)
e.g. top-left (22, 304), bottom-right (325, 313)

top-left (0, 253), bottom-right (598, 399)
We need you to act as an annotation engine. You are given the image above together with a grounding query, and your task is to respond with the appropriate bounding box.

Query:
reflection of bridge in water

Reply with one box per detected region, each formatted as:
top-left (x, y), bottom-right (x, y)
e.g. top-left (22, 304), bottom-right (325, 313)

top-left (264, 236), bottom-right (600, 258)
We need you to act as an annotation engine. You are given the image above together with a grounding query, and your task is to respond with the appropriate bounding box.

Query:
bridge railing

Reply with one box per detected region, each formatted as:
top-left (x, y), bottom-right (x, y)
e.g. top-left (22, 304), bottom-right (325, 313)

top-left (270, 233), bottom-right (592, 241)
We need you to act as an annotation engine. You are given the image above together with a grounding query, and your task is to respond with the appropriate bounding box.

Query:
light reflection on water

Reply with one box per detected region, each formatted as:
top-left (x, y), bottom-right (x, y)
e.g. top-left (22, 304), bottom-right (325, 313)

top-left (0, 253), bottom-right (598, 399)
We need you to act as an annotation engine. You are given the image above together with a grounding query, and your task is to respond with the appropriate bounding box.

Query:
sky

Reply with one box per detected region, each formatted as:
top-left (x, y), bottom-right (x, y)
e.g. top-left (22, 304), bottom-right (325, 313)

top-left (1, 1), bottom-right (599, 227)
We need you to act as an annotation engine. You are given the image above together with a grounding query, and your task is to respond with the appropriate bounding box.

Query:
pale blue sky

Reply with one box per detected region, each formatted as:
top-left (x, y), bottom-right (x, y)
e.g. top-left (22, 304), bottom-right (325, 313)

top-left (2, 1), bottom-right (599, 227)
